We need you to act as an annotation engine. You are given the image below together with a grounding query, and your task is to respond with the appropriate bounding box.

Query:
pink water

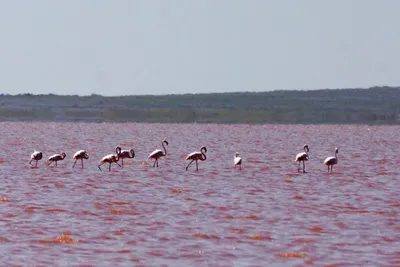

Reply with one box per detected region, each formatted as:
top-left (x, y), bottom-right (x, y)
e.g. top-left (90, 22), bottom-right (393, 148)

top-left (0, 122), bottom-right (398, 266)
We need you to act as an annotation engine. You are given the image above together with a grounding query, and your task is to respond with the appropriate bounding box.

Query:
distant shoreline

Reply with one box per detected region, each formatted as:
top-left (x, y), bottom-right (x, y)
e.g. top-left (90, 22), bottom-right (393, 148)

top-left (0, 86), bottom-right (399, 124)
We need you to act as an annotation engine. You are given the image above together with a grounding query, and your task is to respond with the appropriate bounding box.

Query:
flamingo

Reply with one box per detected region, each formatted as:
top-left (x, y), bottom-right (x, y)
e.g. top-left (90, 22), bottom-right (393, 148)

top-left (116, 146), bottom-right (135, 168)
top-left (148, 140), bottom-right (168, 167)
top-left (295, 144), bottom-right (309, 173)
top-left (186, 146), bottom-right (207, 171)
top-left (29, 150), bottom-right (43, 167)
top-left (98, 148), bottom-right (121, 171)
top-left (324, 148), bottom-right (339, 173)
top-left (234, 152), bottom-right (242, 170)
top-left (73, 150), bottom-right (89, 168)
top-left (47, 152), bottom-right (66, 166)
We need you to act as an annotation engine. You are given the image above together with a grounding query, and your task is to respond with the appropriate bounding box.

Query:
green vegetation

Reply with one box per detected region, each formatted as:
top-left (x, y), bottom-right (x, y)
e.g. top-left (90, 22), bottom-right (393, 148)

top-left (1, 86), bottom-right (400, 124)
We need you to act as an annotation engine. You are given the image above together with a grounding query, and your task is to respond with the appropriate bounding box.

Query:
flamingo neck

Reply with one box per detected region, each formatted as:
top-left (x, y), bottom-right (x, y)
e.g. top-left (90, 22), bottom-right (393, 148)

top-left (201, 149), bottom-right (206, 161)
top-left (162, 142), bottom-right (167, 156)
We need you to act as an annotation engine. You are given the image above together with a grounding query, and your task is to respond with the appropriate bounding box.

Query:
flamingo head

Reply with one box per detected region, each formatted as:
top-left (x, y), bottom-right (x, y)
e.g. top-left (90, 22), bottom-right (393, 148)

top-left (116, 146), bottom-right (122, 155)
top-left (304, 145), bottom-right (309, 152)
top-left (163, 140), bottom-right (169, 146)
top-left (201, 146), bottom-right (207, 153)
top-left (235, 152), bottom-right (239, 157)
top-left (61, 152), bottom-right (66, 159)
top-left (335, 148), bottom-right (339, 153)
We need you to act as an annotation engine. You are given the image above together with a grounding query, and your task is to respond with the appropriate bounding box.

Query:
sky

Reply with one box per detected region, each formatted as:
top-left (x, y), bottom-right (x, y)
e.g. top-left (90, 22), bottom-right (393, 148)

top-left (0, 0), bottom-right (399, 96)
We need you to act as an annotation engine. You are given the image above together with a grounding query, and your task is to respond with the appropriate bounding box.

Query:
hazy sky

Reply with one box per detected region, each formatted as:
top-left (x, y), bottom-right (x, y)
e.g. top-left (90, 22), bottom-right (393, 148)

top-left (0, 0), bottom-right (399, 96)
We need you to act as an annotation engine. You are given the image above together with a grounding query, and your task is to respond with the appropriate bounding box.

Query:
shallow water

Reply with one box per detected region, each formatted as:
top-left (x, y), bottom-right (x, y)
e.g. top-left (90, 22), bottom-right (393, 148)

top-left (0, 122), bottom-right (398, 266)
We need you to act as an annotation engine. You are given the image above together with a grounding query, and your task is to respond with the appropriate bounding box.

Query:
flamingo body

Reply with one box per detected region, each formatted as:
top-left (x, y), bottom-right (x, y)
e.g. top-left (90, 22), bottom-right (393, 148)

top-left (186, 146), bottom-right (207, 171)
top-left (295, 152), bottom-right (308, 162)
top-left (98, 153), bottom-right (121, 171)
top-left (324, 148), bottom-right (339, 173)
top-left (148, 149), bottom-right (163, 159)
top-left (29, 150), bottom-right (43, 167)
top-left (73, 150), bottom-right (89, 168)
top-left (234, 152), bottom-right (242, 170)
top-left (295, 145), bottom-right (309, 173)
top-left (116, 146), bottom-right (135, 167)
top-left (47, 152), bottom-right (66, 166)
top-left (148, 140), bottom-right (168, 167)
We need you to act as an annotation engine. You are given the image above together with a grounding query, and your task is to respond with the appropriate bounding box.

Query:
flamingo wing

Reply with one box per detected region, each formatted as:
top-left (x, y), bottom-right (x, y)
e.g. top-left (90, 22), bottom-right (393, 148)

top-left (324, 156), bottom-right (335, 165)
top-left (119, 150), bottom-right (130, 158)
top-left (234, 157), bottom-right (242, 165)
top-left (73, 150), bottom-right (86, 159)
top-left (186, 151), bottom-right (201, 160)
top-left (295, 152), bottom-right (307, 161)
top-left (148, 149), bottom-right (162, 159)
top-left (31, 151), bottom-right (42, 159)
top-left (48, 154), bottom-right (61, 161)
top-left (101, 154), bottom-right (114, 162)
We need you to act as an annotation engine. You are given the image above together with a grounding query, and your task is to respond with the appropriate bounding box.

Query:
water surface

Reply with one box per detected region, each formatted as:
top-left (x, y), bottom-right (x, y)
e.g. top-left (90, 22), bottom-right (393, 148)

top-left (0, 122), bottom-right (398, 266)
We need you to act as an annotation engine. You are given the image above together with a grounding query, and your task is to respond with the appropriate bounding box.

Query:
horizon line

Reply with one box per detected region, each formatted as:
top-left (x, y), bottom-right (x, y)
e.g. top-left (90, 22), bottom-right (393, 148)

top-left (1, 85), bottom-right (398, 98)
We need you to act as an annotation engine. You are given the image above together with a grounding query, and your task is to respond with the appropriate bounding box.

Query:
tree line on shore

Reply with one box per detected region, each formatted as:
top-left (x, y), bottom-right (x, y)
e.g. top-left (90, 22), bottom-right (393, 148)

top-left (0, 86), bottom-right (399, 124)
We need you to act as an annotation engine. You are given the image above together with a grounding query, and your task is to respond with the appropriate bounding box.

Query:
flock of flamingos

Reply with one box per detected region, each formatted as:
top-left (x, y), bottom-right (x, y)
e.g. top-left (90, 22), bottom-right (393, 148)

top-left (28, 141), bottom-right (339, 173)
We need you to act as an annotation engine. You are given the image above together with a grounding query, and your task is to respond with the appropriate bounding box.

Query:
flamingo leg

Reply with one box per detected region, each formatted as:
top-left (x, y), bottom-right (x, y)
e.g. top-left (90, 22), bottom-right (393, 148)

top-left (331, 165), bottom-right (333, 173)
top-left (121, 158), bottom-right (124, 168)
top-left (239, 164), bottom-right (241, 170)
top-left (186, 160), bottom-right (194, 171)
top-left (115, 162), bottom-right (122, 168)
top-left (29, 160), bottom-right (33, 166)
top-left (108, 163), bottom-right (111, 171)
top-left (48, 161), bottom-right (52, 166)
top-left (298, 161), bottom-right (301, 172)
top-left (81, 159), bottom-right (84, 168)
top-left (303, 161), bottom-right (306, 173)
top-left (153, 159), bottom-right (156, 167)
top-left (55, 161), bottom-right (58, 166)
top-left (195, 160), bottom-right (198, 171)
top-left (98, 163), bottom-right (104, 171)
top-left (73, 159), bottom-right (77, 168)
top-left (35, 160), bottom-right (38, 167)
top-left (156, 159), bottom-right (159, 167)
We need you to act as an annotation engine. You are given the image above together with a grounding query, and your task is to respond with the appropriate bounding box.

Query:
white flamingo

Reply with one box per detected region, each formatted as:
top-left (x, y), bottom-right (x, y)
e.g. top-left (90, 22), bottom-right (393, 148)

top-left (324, 148), bottom-right (339, 173)
top-left (234, 152), bottom-right (242, 170)
top-left (148, 140), bottom-right (168, 167)
top-left (116, 146), bottom-right (135, 168)
top-left (295, 144), bottom-right (309, 173)
top-left (98, 147), bottom-right (121, 171)
top-left (186, 146), bottom-right (207, 171)
top-left (29, 150), bottom-right (43, 167)
top-left (73, 150), bottom-right (89, 168)
top-left (47, 152), bottom-right (66, 166)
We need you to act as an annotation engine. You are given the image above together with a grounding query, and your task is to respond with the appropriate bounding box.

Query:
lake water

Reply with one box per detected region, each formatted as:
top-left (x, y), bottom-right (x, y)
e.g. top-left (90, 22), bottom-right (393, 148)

top-left (0, 122), bottom-right (398, 266)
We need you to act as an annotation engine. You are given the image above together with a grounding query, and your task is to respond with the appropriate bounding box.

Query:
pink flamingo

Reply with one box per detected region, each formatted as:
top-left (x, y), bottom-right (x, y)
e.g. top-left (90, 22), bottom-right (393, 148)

top-left (234, 152), bottom-right (242, 170)
top-left (29, 150), bottom-right (43, 167)
top-left (73, 150), bottom-right (89, 168)
top-left (98, 147), bottom-right (121, 171)
top-left (116, 146), bottom-right (135, 168)
top-left (295, 144), bottom-right (309, 173)
top-left (148, 140), bottom-right (168, 167)
top-left (186, 146), bottom-right (207, 171)
top-left (47, 152), bottom-right (66, 166)
top-left (324, 148), bottom-right (339, 173)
